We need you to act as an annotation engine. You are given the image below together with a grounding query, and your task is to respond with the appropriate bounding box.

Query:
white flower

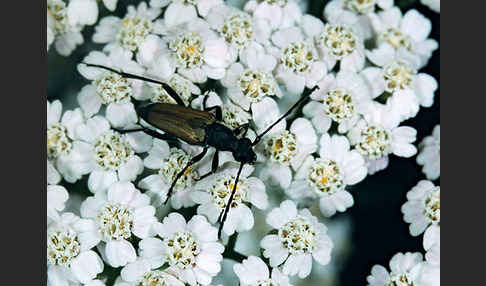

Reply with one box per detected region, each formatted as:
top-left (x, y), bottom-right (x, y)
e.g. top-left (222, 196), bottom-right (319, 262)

top-left (47, 213), bottom-right (104, 285)
top-left (261, 200), bottom-right (333, 278)
top-left (139, 213), bottom-right (225, 286)
top-left (416, 125), bottom-right (440, 180)
top-left (103, 0), bottom-right (119, 11)
top-left (244, 0), bottom-right (302, 31)
top-left (138, 140), bottom-right (208, 208)
top-left (233, 256), bottom-right (293, 286)
top-left (47, 185), bottom-right (69, 223)
top-left (271, 24), bottom-right (327, 94)
top-left (118, 258), bottom-right (185, 286)
top-left (47, 100), bottom-right (93, 183)
top-left (221, 43), bottom-right (280, 111)
top-left (366, 252), bottom-right (424, 286)
top-left (421, 0), bottom-right (440, 13)
top-left (157, 0), bottom-right (223, 28)
top-left (93, 2), bottom-right (161, 52)
top-left (347, 102), bottom-right (417, 174)
top-left (80, 182), bottom-right (157, 268)
top-left (300, 14), bottom-right (366, 72)
top-left (75, 116), bottom-right (148, 193)
top-left (67, 0), bottom-right (98, 27)
top-left (323, 0), bottom-right (394, 40)
top-left (47, 0), bottom-right (85, 56)
top-left (191, 163), bottom-right (268, 236)
top-left (420, 242), bottom-right (440, 286)
top-left (367, 8), bottom-right (438, 70)
top-left (77, 48), bottom-right (145, 127)
top-left (287, 134), bottom-right (367, 217)
top-left (361, 55), bottom-right (438, 122)
top-left (152, 19), bottom-right (233, 83)
top-left (303, 70), bottom-right (373, 134)
top-left (254, 109), bottom-right (318, 189)
top-left (401, 180), bottom-right (440, 250)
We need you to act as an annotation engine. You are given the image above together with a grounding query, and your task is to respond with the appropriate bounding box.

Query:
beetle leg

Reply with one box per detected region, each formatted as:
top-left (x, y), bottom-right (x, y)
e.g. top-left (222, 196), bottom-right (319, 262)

top-left (164, 147), bottom-right (209, 204)
top-left (198, 151), bottom-right (220, 180)
top-left (233, 123), bottom-right (249, 138)
top-left (203, 93), bottom-right (223, 121)
top-left (218, 162), bottom-right (245, 239)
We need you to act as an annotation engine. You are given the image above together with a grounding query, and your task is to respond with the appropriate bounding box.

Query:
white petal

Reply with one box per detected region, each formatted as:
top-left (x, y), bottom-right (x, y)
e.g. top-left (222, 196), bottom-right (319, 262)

top-left (70, 250), bottom-right (104, 284)
top-left (105, 240), bottom-right (137, 267)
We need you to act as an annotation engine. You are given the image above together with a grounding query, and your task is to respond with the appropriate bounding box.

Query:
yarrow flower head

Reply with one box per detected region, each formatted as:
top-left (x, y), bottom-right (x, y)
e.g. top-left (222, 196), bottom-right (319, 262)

top-left (261, 200), bottom-right (333, 278)
top-left (288, 134), bottom-right (367, 217)
top-left (401, 180), bottom-right (440, 250)
top-left (416, 125), bottom-right (440, 180)
top-left (191, 163), bottom-right (268, 236)
top-left (234, 256), bottom-right (293, 286)
top-left (138, 213), bottom-right (225, 286)
top-left (47, 212), bottom-right (104, 285)
top-left (366, 252), bottom-right (424, 286)
top-left (80, 181), bottom-right (157, 268)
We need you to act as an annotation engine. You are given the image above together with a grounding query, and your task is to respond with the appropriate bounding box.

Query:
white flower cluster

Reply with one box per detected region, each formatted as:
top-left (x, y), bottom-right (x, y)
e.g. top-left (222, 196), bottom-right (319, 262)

top-left (47, 0), bottom-right (440, 285)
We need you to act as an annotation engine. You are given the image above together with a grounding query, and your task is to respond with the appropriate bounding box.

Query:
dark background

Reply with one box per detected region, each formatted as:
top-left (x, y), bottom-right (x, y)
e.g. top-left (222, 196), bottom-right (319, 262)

top-left (47, 0), bottom-right (440, 285)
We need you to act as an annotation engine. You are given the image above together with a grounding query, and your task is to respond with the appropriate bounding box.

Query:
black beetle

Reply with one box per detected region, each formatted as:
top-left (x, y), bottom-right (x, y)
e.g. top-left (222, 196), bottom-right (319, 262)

top-left (82, 63), bottom-right (318, 238)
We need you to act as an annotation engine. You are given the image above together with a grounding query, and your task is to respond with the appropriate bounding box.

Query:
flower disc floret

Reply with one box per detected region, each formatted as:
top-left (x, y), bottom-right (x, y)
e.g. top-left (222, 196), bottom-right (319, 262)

top-left (95, 72), bottom-right (133, 104)
top-left (378, 28), bottom-right (413, 51)
top-left (222, 105), bottom-right (250, 129)
top-left (151, 76), bottom-right (193, 105)
top-left (165, 232), bottom-right (201, 269)
top-left (170, 33), bottom-right (205, 69)
top-left (307, 158), bottom-right (344, 196)
top-left (47, 228), bottom-right (81, 267)
top-left (47, 123), bottom-right (73, 159)
top-left (383, 61), bottom-right (415, 92)
top-left (280, 42), bottom-right (316, 74)
top-left (96, 203), bottom-right (134, 241)
top-left (355, 125), bottom-right (392, 159)
top-left (323, 88), bottom-right (355, 122)
top-left (238, 70), bottom-right (276, 103)
top-left (278, 216), bottom-right (317, 254)
top-left (424, 187), bottom-right (440, 224)
top-left (209, 176), bottom-right (249, 210)
top-left (388, 273), bottom-right (415, 286)
top-left (257, 0), bottom-right (287, 6)
top-left (159, 148), bottom-right (199, 191)
top-left (118, 17), bottom-right (154, 51)
top-left (317, 24), bottom-right (357, 59)
top-left (265, 131), bottom-right (297, 165)
top-left (137, 270), bottom-right (178, 286)
top-left (94, 131), bottom-right (134, 171)
top-left (222, 13), bottom-right (253, 48)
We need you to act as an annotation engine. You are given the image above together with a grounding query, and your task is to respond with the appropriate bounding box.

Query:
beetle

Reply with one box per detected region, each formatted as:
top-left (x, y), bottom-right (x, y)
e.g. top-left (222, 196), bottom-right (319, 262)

top-left (83, 63), bottom-right (318, 238)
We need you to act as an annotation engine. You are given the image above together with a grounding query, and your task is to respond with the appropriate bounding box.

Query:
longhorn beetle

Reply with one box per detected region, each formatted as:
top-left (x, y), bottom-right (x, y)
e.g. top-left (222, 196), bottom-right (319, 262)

top-left (82, 63), bottom-right (318, 238)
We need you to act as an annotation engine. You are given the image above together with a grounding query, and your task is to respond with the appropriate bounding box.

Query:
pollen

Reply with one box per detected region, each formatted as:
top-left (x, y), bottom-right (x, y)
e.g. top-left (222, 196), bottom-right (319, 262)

top-left (383, 61), bottom-right (415, 92)
top-left (308, 158), bottom-right (344, 196)
top-left (47, 228), bottom-right (81, 267)
top-left (47, 0), bottom-right (68, 36)
top-left (388, 273), bottom-right (415, 286)
top-left (117, 17), bottom-right (153, 51)
top-left (94, 72), bottom-right (133, 104)
top-left (170, 32), bottom-right (205, 69)
top-left (356, 125), bottom-right (392, 160)
top-left (317, 24), bottom-right (357, 60)
top-left (137, 270), bottom-right (182, 286)
top-left (151, 74), bottom-right (194, 105)
top-left (222, 103), bottom-right (251, 130)
top-left (278, 216), bottom-right (317, 254)
top-left (209, 175), bottom-right (249, 211)
top-left (379, 28), bottom-right (413, 51)
top-left (93, 130), bottom-right (134, 171)
top-left (281, 42), bottom-right (316, 73)
top-left (323, 88), bottom-right (355, 122)
top-left (96, 203), bottom-right (134, 241)
top-left (221, 13), bottom-right (253, 49)
top-left (158, 148), bottom-right (199, 192)
top-left (265, 131), bottom-right (298, 166)
top-left (47, 123), bottom-right (73, 159)
top-left (165, 232), bottom-right (201, 269)
top-left (238, 70), bottom-right (277, 103)
top-left (424, 187), bottom-right (440, 225)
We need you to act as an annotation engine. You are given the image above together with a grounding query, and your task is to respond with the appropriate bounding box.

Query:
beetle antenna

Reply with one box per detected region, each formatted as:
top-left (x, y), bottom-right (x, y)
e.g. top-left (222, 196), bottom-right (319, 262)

top-left (81, 63), bottom-right (186, 106)
top-left (252, 85), bottom-right (319, 146)
top-left (218, 163), bottom-right (245, 239)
